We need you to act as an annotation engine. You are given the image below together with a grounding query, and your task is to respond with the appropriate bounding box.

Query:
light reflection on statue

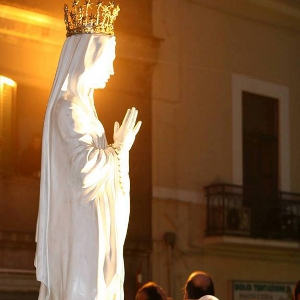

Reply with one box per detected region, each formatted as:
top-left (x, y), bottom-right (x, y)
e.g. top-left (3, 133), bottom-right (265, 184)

top-left (35, 33), bottom-right (141, 300)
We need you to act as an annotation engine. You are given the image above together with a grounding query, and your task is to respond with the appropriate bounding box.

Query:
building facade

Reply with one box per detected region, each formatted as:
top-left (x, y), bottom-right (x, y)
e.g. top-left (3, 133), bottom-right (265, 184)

top-left (152, 0), bottom-right (300, 300)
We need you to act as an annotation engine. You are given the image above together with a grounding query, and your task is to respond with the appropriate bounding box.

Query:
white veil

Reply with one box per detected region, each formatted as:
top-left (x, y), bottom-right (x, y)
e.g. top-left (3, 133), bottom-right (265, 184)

top-left (35, 33), bottom-right (116, 291)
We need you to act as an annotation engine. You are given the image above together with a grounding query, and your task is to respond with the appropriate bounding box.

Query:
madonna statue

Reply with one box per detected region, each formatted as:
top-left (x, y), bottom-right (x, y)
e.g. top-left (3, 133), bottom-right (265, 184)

top-left (35, 2), bottom-right (141, 300)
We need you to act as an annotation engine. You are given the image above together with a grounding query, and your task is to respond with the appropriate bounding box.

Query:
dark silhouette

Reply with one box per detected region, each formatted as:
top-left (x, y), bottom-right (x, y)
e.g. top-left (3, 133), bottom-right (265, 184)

top-left (294, 281), bottom-right (300, 300)
top-left (136, 282), bottom-right (167, 300)
top-left (19, 134), bottom-right (41, 177)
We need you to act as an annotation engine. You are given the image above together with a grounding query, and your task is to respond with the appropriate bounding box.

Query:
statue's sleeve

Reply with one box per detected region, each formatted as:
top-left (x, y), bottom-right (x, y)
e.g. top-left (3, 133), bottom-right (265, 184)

top-left (54, 99), bottom-right (129, 202)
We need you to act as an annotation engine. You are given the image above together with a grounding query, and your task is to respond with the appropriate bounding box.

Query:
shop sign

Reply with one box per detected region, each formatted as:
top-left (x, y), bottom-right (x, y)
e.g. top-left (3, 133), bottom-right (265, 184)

top-left (232, 281), bottom-right (294, 300)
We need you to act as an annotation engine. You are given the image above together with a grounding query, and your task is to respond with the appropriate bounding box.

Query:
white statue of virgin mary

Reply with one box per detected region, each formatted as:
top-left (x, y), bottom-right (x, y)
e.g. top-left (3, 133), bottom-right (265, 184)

top-left (34, 18), bottom-right (141, 300)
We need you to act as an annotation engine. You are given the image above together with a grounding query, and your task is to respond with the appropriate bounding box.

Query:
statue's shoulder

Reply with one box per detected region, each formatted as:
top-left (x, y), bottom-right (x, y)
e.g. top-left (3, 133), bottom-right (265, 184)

top-left (55, 93), bottom-right (75, 113)
top-left (53, 94), bottom-right (75, 124)
top-left (54, 94), bottom-right (87, 129)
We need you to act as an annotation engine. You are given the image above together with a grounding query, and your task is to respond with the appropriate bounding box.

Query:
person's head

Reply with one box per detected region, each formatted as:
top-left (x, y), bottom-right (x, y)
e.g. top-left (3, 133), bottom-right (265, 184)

top-left (183, 271), bottom-right (215, 300)
top-left (294, 281), bottom-right (300, 300)
top-left (136, 282), bottom-right (167, 300)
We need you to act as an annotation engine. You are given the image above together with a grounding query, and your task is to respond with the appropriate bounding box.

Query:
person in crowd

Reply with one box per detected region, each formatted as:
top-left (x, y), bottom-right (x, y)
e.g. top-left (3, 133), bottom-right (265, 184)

top-left (136, 282), bottom-right (168, 300)
top-left (183, 271), bottom-right (219, 300)
top-left (294, 280), bottom-right (300, 300)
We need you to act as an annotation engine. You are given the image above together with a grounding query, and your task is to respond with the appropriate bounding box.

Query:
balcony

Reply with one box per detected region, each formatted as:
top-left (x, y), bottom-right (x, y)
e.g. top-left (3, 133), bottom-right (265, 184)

top-left (204, 184), bottom-right (300, 243)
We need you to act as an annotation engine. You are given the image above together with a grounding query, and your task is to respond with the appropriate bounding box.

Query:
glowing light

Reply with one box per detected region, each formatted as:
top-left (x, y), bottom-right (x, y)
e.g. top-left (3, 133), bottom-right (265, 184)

top-left (0, 4), bottom-right (64, 45)
top-left (0, 76), bottom-right (16, 87)
top-left (0, 4), bottom-right (63, 30)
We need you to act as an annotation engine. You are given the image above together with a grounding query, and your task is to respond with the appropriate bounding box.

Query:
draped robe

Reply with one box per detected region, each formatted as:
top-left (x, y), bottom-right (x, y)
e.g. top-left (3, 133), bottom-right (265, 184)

top-left (35, 34), bottom-right (129, 300)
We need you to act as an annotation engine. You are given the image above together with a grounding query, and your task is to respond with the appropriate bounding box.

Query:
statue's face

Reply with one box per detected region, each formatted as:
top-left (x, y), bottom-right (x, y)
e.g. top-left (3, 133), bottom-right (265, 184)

top-left (86, 40), bottom-right (116, 89)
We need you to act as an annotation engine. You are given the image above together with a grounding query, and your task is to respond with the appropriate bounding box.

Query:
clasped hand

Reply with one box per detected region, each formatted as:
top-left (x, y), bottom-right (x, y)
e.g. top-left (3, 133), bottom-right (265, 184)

top-left (113, 107), bottom-right (142, 152)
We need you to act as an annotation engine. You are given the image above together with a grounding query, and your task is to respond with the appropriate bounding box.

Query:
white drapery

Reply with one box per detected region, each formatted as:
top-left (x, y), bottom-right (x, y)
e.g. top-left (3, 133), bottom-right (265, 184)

top-left (35, 34), bottom-right (130, 300)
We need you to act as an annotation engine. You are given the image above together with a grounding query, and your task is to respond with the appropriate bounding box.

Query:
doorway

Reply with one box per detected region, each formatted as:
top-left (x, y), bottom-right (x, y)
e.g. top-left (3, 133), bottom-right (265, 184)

top-left (242, 91), bottom-right (279, 236)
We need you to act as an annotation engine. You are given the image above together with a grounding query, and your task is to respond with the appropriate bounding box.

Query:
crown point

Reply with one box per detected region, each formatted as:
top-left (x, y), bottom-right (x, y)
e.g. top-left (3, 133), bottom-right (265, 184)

top-left (72, 0), bottom-right (79, 7)
top-left (84, 0), bottom-right (93, 8)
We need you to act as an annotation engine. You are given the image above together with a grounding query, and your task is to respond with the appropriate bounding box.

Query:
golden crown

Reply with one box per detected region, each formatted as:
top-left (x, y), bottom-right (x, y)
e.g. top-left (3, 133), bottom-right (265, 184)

top-left (64, 1), bottom-right (120, 37)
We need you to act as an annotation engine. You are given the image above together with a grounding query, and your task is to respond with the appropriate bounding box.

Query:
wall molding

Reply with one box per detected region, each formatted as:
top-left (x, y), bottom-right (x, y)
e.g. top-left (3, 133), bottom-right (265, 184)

top-left (153, 186), bottom-right (206, 204)
top-left (0, 270), bottom-right (38, 292)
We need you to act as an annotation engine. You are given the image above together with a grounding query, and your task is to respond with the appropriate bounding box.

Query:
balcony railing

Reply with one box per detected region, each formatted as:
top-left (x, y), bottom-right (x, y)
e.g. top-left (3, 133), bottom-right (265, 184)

top-left (204, 184), bottom-right (300, 242)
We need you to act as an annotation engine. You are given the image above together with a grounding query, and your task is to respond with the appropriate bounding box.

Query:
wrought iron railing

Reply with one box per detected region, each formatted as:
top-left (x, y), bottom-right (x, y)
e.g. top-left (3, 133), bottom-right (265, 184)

top-left (204, 184), bottom-right (300, 242)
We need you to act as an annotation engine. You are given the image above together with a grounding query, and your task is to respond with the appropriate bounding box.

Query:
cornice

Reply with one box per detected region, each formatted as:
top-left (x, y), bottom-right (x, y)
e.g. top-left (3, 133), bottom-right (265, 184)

top-left (186, 0), bottom-right (300, 32)
top-left (202, 235), bottom-right (300, 263)
top-left (246, 0), bottom-right (300, 19)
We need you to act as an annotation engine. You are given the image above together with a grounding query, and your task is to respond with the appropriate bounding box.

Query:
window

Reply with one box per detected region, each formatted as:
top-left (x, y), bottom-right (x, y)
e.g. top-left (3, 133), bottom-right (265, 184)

top-left (232, 74), bottom-right (290, 191)
top-left (243, 91), bottom-right (279, 198)
top-left (242, 91), bottom-right (279, 235)
top-left (232, 74), bottom-right (292, 239)
top-left (0, 76), bottom-right (17, 174)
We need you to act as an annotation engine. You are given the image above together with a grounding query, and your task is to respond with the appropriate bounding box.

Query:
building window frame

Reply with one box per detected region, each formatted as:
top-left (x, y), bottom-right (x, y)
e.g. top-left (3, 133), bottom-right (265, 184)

top-left (232, 74), bottom-right (290, 191)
